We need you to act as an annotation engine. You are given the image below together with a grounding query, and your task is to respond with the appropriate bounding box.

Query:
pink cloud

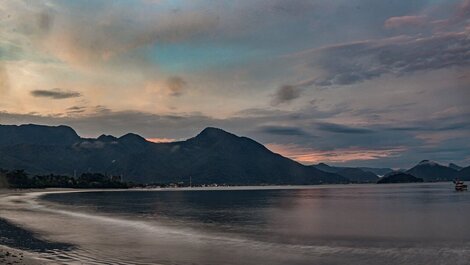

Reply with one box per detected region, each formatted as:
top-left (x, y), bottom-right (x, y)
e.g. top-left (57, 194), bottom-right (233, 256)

top-left (146, 137), bottom-right (176, 143)
top-left (266, 143), bottom-right (406, 164)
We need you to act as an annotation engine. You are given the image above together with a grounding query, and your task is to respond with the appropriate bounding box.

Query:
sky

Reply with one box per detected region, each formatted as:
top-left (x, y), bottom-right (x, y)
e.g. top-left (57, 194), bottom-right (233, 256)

top-left (0, 0), bottom-right (469, 168)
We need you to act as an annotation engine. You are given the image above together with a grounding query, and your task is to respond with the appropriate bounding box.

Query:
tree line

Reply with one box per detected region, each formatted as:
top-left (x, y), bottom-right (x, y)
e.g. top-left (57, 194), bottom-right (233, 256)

top-left (0, 169), bottom-right (129, 189)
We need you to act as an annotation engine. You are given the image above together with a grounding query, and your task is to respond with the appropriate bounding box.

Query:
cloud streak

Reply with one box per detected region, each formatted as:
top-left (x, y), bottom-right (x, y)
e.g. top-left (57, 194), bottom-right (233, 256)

top-left (316, 122), bottom-right (374, 134)
top-left (259, 125), bottom-right (309, 136)
top-left (266, 143), bottom-right (406, 164)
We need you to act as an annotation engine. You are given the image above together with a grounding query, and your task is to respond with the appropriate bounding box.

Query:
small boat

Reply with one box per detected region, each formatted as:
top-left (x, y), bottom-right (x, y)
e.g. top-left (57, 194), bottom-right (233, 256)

top-left (454, 179), bottom-right (468, 191)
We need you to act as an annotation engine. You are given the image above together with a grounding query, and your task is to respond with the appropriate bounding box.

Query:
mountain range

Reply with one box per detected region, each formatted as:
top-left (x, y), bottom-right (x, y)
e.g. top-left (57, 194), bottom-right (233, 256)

top-left (0, 124), bottom-right (348, 185)
top-left (0, 124), bottom-right (468, 185)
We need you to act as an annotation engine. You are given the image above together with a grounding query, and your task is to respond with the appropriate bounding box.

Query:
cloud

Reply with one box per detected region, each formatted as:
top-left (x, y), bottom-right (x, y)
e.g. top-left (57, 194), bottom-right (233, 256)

top-left (298, 31), bottom-right (470, 86)
top-left (259, 125), bottom-right (309, 136)
top-left (166, 76), bottom-right (187, 96)
top-left (271, 78), bottom-right (317, 105)
top-left (457, 0), bottom-right (470, 19)
top-left (384, 15), bottom-right (427, 29)
top-left (146, 137), bottom-right (176, 143)
top-left (42, 6), bottom-right (219, 66)
top-left (316, 122), bottom-right (374, 134)
top-left (66, 106), bottom-right (86, 115)
top-left (30, 89), bottom-right (81, 99)
top-left (271, 85), bottom-right (302, 105)
top-left (266, 143), bottom-right (405, 164)
top-left (1, 1), bottom-right (220, 67)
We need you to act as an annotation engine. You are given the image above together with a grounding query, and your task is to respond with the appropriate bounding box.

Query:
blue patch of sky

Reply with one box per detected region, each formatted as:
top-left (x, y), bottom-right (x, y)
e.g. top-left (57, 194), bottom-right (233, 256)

top-left (149, 42), bottom-right (272, 73)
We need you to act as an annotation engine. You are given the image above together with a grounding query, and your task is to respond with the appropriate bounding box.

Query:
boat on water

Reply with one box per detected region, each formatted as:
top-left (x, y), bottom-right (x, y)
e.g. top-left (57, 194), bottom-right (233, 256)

top-left (454, 179), bottom-right (468, 191)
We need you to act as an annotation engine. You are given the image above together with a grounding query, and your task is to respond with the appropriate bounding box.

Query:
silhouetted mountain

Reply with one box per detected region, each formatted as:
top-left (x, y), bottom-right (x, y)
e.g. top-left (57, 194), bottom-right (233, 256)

top-left (0, 124), bottom-right (347, 185)
top-left (336, 168), bottom-right (378, 183)
top-left (0, 124), bottom-right (80, 147)
top-left (311, 163), bottom-right (379, 183)
top-left (406, 160), bottom-right (458, 182)
top-left (457, 166), bottom-right (470, 181)
top-left (449, 163), bottom-right (463, 171)
top-left (312, 163), bottom-right (340, 173)
top-left (377, 172), bottom-right (423, 184)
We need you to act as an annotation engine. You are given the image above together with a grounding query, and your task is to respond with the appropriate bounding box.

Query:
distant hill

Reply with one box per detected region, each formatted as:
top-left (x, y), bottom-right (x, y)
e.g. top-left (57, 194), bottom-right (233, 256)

top-left (0, 124), bottom-right (347, 185)
top-left (449, 163), bottom-right (463, 171)
top-left (377, 172), bottom-right (423, 184)
top-left (311, 163), bottom-right (379, 183)
top-left (406, 160), bottom-right (458, 182)
top-left (457, 166), bottom-right (470, 181)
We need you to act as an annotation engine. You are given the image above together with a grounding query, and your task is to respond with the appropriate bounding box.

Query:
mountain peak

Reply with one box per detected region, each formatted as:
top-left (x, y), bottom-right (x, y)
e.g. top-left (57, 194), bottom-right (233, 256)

top-left (97, 134), bottom-right (118, 142)
top-left (195, 127), bottom-right (236, 140)
top-left (119, 133), bottom-right (147, 142)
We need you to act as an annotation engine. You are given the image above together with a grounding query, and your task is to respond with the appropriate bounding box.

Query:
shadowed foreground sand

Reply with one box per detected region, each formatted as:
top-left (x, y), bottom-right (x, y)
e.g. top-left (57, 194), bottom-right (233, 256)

top-left (0, 245), bottom-right (44, 265)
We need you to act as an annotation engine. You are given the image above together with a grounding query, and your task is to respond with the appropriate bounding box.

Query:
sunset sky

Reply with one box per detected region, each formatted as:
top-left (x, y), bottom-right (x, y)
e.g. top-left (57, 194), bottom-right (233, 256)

top-left (1, 0), bottom-right (469, 168)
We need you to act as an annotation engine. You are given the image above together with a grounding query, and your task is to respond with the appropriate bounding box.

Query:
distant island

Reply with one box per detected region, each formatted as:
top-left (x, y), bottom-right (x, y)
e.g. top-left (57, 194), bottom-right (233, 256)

top-left (377, 172), bottom-right (424, 184)
top-left (0, 124), bottom-right (469, 188)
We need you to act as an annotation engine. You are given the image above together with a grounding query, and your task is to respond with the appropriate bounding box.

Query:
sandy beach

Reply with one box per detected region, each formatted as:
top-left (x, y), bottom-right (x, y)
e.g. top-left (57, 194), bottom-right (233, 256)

top-left (0, 189), bottom-right (61, 265)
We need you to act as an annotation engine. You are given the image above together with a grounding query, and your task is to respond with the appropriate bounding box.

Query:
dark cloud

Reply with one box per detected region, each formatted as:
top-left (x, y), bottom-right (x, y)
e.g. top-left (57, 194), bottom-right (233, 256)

top-left (66, 106), bottom-right (86, 115)
top-left (259, 125), bottom-right (309, 136)
top-left (271, 85), bottom-right (302, 105)
top-left (36, 10), bottom-right (54, 33)
top-left (271, 77), bottom-right (318, 105)
top-left (316, 122), bottom-right (374, 134)
top-left (387, 120), bottom-right (470, 132)
top-left (30, 89), bottom-right (81, 99)
top-left (166, 76), bottom-right (187, 96)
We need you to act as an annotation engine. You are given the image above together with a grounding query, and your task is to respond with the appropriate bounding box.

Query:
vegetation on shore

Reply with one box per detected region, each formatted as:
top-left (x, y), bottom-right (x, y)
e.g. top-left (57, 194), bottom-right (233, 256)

top-left (0, 169), bottom-right (213, 189)
top-left (0, 169), bottom-right (129, 189)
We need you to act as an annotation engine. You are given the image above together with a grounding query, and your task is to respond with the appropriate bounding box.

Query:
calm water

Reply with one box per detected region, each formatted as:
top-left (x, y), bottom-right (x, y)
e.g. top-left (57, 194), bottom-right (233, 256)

top-left (3, 183), bottom-right (470, 264)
